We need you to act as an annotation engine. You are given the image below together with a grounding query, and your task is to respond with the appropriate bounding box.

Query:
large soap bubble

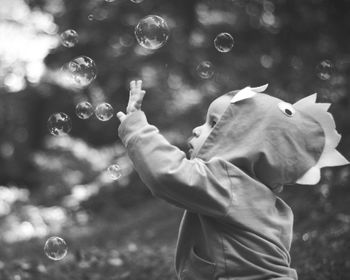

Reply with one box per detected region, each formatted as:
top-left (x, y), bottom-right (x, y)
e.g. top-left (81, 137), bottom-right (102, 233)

top-left (76, 101), bottom-right (94, 119)
top-left (196, 61), bottom-right (214, 79)
top-left (65, 56), bottom-right (97, 87)
top-left (44, 236), bottom-right (68, 261)
top-left (60, 29), bottom-right (79, 48)
top-left (134, 15), bottom-right (169, 50)
top-left (47, 113), bottom-right (72, 136)
top-left (95, 103), bottom-right (114, 121)
top-left (214, 32), bottom-right (234, 53)
top-left (316, 60), bottom-right (333, 80)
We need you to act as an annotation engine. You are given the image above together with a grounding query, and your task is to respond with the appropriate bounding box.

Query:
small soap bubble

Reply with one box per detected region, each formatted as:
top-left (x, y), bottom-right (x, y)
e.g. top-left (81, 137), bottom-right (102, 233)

top-left (107, 164), bottom-right (122, 180)
top-left (88, 14), bottom-right (94, 21)
top-left (66, 56), bottom-right (97, 87)
top-left (196, 61), bottom-right (214, 79)
top-left (47, 113), bottom-right (72, 136)
top-left (75, 101), bottom-right (94, 120)
top-left (44, 236), bottom-right (68, 261)
top-left (214, 33), bottom-right (234, 53)
top-left (60, 29), bottom-right (79, 48)
top-left (316, 60), bottom-right (333, 80)
top-left (135, 15), bottom-right (169, 50)
top-left (131, 0), bottom-right (144, 3)
top-left (95, 103), bottom-right (114, 121)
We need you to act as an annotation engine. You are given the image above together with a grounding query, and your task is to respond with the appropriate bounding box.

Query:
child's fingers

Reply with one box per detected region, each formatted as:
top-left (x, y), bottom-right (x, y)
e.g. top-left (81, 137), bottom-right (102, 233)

top-left (116, 111), bottom-right (127, 122)
top-left (136, 80), bottom-right (142, 90)
top-left (130, 80), bottom-right (136, 91)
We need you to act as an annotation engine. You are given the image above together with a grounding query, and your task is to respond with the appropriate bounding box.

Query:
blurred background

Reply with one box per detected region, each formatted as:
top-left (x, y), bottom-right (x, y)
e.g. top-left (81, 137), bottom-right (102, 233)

top-left (0, 0), bottom-right (350, 279)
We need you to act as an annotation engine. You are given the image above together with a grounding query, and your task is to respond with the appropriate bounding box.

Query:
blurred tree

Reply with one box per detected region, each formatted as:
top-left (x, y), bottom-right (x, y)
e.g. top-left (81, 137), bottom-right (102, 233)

top-left (0, 0), bottom-right (349, 187)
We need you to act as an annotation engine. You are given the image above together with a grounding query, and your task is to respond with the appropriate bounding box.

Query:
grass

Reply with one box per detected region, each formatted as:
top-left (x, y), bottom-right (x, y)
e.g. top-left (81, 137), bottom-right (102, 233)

top-left (1, 172), bottom-right (350, 280)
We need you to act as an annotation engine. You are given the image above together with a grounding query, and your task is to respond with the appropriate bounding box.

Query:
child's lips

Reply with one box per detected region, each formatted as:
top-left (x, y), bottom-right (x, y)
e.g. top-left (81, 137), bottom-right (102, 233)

top-left (187, 141), bottom-right (194, 150)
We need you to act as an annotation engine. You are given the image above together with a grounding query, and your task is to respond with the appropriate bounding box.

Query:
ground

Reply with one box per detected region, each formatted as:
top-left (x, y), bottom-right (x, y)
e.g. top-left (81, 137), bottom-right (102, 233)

top-left (1, 175), bottom-right (350, 280)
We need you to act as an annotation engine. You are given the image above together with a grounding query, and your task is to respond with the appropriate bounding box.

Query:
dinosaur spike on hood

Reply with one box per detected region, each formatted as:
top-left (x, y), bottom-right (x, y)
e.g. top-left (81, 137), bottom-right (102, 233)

top-left (230, 84), bottom-right (269, 104)
top-left (294, 93), bottom-right (349, 185)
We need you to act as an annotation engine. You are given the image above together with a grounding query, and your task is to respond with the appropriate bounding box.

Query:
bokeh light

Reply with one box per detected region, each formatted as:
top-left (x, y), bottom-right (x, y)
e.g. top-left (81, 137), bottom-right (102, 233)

top-left (47, 113), bottom-right (72, 136)
top-left (316, 60), bottom-right (334, 80)
top-left (60, 29), bottom-right (79, 48)
top-left (95, 103), bottom-right (114, 121)
top-left (214, 32), bottom-right (234, 53)
top-left (196, 61), bottom-right (214, 79)
top-left (75, 101), bottom-right (94, 120)
top-left (44, 236), bottom-right (68, 261)
top-left (134, 15), bottom-right (169, 50)
top-left (107, 164), bottom-right (122, 180)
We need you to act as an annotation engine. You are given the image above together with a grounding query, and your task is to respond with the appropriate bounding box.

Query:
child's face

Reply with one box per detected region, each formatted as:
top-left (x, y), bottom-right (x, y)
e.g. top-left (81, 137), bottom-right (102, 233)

top-left (188, 94), bottom-right (231, 158)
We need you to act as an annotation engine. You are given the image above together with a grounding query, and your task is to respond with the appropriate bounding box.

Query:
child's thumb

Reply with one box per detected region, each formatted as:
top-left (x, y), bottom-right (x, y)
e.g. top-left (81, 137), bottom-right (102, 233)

top-left (116, 111), bottom-right (126, 122)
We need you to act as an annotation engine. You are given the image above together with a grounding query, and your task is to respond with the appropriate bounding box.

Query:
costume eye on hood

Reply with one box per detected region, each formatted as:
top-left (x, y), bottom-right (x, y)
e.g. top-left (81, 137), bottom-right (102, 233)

top-left (197, 85), bottom-right (349, 188)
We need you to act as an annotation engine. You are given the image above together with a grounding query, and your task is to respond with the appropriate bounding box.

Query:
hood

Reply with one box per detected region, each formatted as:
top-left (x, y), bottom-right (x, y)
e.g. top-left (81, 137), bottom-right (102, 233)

top-left (196, 85), bottom-right (348, 189)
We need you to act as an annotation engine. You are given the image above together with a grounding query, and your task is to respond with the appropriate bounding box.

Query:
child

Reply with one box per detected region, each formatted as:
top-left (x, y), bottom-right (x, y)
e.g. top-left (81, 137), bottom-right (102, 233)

top-left (116, 80), bottom-right (349, 280)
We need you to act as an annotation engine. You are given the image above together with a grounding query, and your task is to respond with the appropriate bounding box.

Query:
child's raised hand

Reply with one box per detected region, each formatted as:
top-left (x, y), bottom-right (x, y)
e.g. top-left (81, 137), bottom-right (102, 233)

top-left (117, 80), bottom-right (146, 122)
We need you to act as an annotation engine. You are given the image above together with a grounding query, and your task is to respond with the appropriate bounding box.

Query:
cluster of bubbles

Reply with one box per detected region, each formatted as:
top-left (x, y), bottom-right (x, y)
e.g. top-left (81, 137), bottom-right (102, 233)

top-left (48, 102), bottom-right (115, 136)
top-left (195, 32), bottom-right (234, 79)
top-left (46, 1), bottom-right (338, 263)
top-left (60, 29), bottom-right (97, 88)
top-left (49, 2), bottom-right (236, 263)
top-left (44, 236), bottom-right (68, 261)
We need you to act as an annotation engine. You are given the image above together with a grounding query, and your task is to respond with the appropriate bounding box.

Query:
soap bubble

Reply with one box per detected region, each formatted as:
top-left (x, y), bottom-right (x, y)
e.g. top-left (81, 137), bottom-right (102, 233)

top-left (131, 0), bottom-right (144, 3)
top-left (47, 113), bottom-right (72, 136)
top-left (107, 164), bottom-right (122, 180)
top-left (95, 103), bottom-right (114, 121)
top-left (76, 101), bottom-right (94, 119)
top-left (60, 29), bottom-right (79, 48)
top-left (196, 61), bottom-right (214, 79)
top-left (66, 56), bottom-right (97, 87)
top-left (88, 14), bottom-right (94, 21)
top-left (44, 236), bottom-right (68, 261)
top-left (135, 15), bottom-right (169, 50)
top-left (316, 60), bottom-right (333, 80)
top-left (214, 32), bottom-right (234, 53)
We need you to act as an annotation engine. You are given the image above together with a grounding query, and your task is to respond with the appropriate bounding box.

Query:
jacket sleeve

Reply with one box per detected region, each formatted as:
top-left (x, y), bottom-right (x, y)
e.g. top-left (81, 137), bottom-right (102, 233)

top-left (118, 111), bottom-right (234, 218)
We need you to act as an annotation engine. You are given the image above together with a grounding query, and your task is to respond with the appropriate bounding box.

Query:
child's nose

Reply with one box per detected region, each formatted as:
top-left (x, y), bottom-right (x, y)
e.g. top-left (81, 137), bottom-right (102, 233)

top-left (192, 127), bottom-right (201, 137)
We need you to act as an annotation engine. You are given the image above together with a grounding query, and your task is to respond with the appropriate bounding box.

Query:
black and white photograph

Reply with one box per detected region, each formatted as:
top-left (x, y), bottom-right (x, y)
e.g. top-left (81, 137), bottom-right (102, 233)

top-left (0, 0), bottom-right (349, 279)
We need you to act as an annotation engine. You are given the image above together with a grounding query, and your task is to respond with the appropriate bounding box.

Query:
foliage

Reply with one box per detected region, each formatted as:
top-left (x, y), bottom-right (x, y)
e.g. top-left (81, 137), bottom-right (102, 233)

top-left (0, 0), bottom-right (350, 279)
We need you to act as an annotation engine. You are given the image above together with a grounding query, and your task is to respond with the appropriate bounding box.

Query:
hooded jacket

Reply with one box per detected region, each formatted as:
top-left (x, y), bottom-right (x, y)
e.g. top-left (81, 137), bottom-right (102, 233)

top-left (118, 86), bottom-right (347, 280)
